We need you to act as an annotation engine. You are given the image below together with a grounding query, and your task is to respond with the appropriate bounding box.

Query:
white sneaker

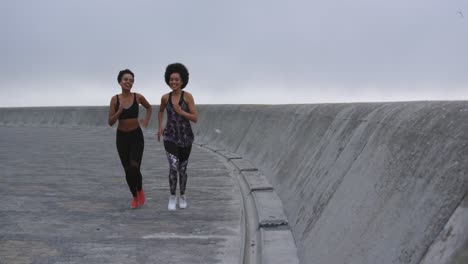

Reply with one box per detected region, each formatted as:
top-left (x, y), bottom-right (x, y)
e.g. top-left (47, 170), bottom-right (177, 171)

top-left (179, 195), bottom-right (187, 209)
top-left (168, 195), bottom-right (177, 211)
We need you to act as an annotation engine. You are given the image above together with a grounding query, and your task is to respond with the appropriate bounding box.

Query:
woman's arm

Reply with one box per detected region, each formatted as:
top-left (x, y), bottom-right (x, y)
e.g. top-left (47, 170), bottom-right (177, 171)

top-left (108, 96), bottom-right (123, 126)
top-left (137, 93), bottom-right (152, 128)
top-left (173, 92), bottom-right (198, 123)
top-left (157, 94), bottom-right (168, 142)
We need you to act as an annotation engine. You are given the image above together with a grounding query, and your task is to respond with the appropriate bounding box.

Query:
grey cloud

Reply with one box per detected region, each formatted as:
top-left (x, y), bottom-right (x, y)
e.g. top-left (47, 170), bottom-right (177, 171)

top-left (1, 0), bottom-right (467, 106)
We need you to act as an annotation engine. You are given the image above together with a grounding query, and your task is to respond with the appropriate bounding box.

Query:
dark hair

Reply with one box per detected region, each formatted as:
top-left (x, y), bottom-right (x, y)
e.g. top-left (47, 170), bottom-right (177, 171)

top-left (117, 69), bottom-right (134, 83)
top-left (164, 63), bottom-right (189, 89)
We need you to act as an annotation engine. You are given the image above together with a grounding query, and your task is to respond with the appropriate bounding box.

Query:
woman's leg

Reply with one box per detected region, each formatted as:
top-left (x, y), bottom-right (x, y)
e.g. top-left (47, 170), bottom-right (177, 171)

top-left (128, 128), bottom-right (144, 192)
top-left (128, 128), bottom-right (145, 206)
top-left (116, 131), bottom-right (138, 198)
top-left (178, 144), bottom-right (192, 196)
top-left (164, 141), bottom-right (180, 196)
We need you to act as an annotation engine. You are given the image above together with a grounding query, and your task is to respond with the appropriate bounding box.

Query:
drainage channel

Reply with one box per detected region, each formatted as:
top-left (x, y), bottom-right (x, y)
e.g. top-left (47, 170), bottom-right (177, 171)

top-left (197, 144), bottom-right (261, 264)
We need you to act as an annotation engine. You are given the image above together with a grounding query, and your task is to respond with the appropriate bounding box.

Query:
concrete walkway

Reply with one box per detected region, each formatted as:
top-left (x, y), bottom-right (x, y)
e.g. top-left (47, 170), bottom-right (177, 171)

top-left (0, 126), bottom-right (242, 264)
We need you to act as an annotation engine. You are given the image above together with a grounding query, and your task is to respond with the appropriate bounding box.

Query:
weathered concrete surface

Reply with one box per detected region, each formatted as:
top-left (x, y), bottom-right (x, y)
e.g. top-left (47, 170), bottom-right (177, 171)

top-left (260, 228), bottom-right (299, 264)
top-left (201, 143), bottom-right (299, 264)
top-left (1, 102), bottom-right (468, 264)
top-left (0, 126), bottom-right (242, 264)
top-left (252, 191), bottom-right (288, 228)
top-left (240, 171), bottom-right (273, 192)
top-left (215, 150), bottom-right (242, 161)
top-left (420, 193), bottom-right (468, 264)
top-left (190, 103), bottom-right (468, 264)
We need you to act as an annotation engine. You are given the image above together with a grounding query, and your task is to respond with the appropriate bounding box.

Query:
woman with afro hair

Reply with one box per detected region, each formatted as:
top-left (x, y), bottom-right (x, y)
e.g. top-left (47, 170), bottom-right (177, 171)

top-left (157, 63), bottom-right (198, 211)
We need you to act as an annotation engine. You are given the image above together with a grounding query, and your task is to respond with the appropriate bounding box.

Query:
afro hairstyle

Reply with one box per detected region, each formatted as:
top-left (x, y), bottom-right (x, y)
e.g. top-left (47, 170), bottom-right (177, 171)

top-left (164, 63), bottom-right (189, 89)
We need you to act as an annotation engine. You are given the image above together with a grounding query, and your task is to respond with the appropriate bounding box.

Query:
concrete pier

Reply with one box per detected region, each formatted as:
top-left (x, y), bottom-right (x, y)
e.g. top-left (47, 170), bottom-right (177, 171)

top-left (0, 126), bottom-right (242, 264)
top-left (1, 102), bottom-right (467, 264)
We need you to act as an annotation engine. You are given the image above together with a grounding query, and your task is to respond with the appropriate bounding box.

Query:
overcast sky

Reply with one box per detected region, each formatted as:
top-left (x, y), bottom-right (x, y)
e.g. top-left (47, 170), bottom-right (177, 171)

top-left (2, 0), bottom-right (467, 107)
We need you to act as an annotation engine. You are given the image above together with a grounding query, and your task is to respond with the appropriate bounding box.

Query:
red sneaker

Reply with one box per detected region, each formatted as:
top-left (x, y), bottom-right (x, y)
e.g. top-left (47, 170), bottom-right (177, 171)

top-left (131, 197), bottom-right (139, 209)
top-left (137, 190), bottom-right (145, 206)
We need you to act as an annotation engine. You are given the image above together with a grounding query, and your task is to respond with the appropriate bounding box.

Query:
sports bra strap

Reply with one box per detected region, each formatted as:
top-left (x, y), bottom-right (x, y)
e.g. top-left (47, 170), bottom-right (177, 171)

top-left (115, 94), bottom-right (119, 111)
top-left (168, 91), bottom-right (185, 107)
top-left (180, 91), bottom-right (185, 104)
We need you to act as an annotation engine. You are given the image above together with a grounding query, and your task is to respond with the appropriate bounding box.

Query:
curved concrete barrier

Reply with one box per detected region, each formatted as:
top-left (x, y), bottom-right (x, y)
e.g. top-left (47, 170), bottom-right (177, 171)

top-left (200, 146), bottom-right (299, 264)
top-left (1, 102), bottom-right (467, 264)
top-left (191, 103), bottom-right (468, 264)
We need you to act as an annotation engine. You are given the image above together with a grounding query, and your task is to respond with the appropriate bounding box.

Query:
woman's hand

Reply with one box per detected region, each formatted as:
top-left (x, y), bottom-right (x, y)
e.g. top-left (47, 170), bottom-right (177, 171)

top-left (117, 104), bottom-right (124, 115)
top-left (137, 94), bottom-right (152, 129)
top-left (173, 103), bottom-right (184, 115)
top-left (140, 119), bottom-right (149, 128)
top-left (157, 127), bottom-right (164, 142)
top-left (108, 97), bottom-right (124, 127)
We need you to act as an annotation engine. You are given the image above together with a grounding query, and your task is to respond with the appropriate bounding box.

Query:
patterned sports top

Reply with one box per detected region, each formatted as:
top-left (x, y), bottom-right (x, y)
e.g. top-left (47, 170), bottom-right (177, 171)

top-left (163, 91), bottom-right (194, 147)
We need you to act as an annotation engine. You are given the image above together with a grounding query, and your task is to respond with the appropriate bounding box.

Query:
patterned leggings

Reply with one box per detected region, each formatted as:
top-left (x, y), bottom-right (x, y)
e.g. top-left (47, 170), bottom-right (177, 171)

top-left (164, 141), bottom-right (192, 195)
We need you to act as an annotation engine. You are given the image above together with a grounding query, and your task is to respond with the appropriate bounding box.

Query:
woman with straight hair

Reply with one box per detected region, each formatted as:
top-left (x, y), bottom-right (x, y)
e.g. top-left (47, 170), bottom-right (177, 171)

top-left (108, 69), bottom-right (152, 209)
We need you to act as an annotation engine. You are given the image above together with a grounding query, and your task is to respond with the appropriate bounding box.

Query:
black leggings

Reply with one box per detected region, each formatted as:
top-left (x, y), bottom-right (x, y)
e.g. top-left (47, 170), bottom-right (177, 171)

top-left (164, 141), bottom-right (192, 195)
top-left (116, 127), bottom-right (144, 197)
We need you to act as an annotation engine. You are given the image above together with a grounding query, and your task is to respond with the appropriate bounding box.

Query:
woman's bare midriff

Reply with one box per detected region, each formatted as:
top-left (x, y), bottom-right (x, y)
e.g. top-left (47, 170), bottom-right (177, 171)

top-left (117, 118), bottom-right (140, 132)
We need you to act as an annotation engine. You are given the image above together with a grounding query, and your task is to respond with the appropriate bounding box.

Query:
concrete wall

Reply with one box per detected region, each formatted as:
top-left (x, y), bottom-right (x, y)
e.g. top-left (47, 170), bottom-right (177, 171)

top-left (1, 102), bottom-right (467, 264)
top-left (0, 107), bottom-right (108, 128)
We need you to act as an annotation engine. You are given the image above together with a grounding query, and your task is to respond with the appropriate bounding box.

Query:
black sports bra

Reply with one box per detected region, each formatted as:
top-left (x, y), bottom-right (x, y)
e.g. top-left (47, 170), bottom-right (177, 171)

top-left (116, 93), bottom-right (139, 120)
